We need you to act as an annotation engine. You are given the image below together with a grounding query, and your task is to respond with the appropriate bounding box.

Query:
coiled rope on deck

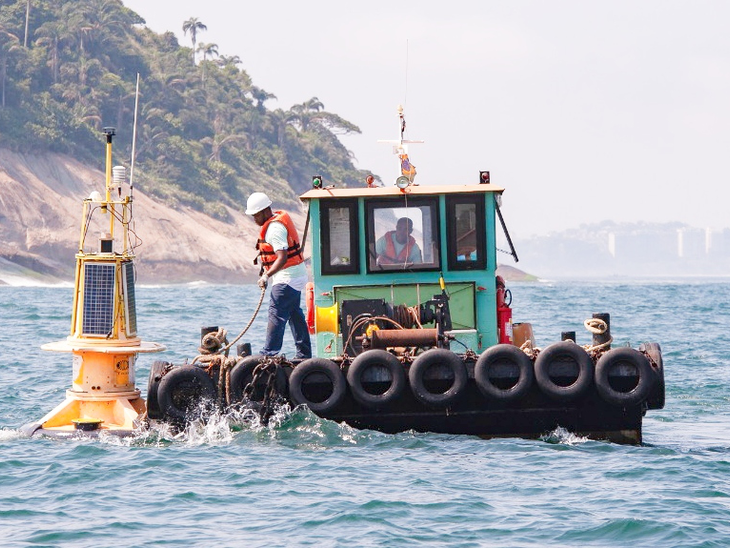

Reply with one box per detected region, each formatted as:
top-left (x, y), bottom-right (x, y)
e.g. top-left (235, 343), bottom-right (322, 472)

top-left (582, 317), bottom-right (613, 353)
top-left (190, 286), bottom-right (268, 404)
top-left (517, 317), bottom-right (614, 359)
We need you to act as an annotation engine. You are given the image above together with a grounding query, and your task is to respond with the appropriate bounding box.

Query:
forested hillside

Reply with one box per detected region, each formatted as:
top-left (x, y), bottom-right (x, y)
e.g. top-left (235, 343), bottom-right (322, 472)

top-left (0, 0), bottom-right (372, 219)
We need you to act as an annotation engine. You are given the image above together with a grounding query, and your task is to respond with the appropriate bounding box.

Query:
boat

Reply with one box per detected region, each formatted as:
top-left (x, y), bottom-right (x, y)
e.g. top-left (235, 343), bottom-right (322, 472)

top-left (145, 106), bottom-right (665, 444)
top-left (22, 106), bottom-right (665, 443)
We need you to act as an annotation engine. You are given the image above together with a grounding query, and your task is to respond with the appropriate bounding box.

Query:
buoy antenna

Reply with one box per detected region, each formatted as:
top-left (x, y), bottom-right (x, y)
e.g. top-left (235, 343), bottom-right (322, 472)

top-left (129, 73), bottom-right (140, 199)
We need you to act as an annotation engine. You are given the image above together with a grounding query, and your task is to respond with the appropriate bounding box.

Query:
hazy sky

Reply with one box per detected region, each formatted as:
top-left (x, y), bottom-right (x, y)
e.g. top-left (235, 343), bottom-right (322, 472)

top-left (123, 0), bottom-right (729, 237)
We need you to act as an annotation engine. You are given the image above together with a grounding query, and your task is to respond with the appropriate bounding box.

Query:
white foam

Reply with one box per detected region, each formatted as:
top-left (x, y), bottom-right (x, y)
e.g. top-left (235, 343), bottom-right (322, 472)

top-left (0, 428), bottom-right (22, 441)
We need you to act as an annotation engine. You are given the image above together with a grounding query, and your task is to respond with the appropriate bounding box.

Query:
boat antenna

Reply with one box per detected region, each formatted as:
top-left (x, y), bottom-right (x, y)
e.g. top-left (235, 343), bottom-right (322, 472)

top-left (403, 39), bottom-right (409, 109)
top-left (377, 105), bottom-right (423, 182)
top-left (129, 73), bottom-right (140, 199)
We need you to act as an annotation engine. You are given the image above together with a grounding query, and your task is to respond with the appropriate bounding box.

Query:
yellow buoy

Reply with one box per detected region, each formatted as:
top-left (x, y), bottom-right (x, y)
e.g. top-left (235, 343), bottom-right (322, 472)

top-left (21, 128), bottom-right (164, 438)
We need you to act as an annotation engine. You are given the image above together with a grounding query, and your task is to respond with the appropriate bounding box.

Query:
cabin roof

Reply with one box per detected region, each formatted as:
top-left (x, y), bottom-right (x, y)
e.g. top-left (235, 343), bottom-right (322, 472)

top-left (299, 183), bottom-right (504, 201)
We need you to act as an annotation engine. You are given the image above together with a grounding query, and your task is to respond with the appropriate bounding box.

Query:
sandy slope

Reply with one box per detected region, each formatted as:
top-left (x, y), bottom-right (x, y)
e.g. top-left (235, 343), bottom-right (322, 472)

top-left (0, 149), bottom-right (306, 285)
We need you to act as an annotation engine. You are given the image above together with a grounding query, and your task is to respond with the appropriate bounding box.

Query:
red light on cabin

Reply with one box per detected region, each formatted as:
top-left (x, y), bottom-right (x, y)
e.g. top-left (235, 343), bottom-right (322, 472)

top-left (366, 175), bottom-right (375, 187)
top-left (479, 171), bottom-right (490, 184)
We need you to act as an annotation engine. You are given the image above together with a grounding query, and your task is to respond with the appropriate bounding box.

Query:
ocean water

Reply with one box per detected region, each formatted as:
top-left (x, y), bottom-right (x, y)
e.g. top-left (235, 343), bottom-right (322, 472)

top-left (1, 279), bottom-right (729, 547)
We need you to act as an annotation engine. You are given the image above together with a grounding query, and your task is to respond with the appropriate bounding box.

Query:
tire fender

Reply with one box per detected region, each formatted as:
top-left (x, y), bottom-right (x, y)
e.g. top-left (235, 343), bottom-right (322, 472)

top-left (289, 358), bottom-right (346, 414)
top-left (156, 364), bottom-right (217, 422)
top-left (534, 341), bottom-right (594, 401)
top-left (146, 360), bottom-right (172, 420)
top-left (347, 350), bottom-right (406, 409)
top-left (639, 342), bottom-right (665, 410)
top-left (408, 349), bottom-right (467, 408)
top-left (595, 347), bottom-right (654, 406)
top-left (474, 344), bottom-right (534, 402)
top-left (229, 355), bottom-right (288, 403)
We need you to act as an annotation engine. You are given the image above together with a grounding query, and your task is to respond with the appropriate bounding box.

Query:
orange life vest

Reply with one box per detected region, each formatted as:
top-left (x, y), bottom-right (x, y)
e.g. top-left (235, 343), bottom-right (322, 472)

top-left (256, 211), bottom-right (304, 271)
top-left (380, 231), bottom-right (416, 264)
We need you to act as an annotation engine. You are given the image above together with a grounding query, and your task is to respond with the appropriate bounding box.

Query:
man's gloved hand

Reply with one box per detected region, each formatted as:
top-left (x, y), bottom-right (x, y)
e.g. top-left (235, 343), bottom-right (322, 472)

top-left (257, 272), bottom-right (268, 289)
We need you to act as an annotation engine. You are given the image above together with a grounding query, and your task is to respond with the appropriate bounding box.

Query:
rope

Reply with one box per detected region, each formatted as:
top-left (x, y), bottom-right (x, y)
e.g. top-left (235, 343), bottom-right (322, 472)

top-left (583, 318), bottom-right (607, 334)
top-left (199, 327), bottom-right (228, 354)
top-left (220, 285), bottom-right (267, 354)
top-left (407, 305), bottom-right (422, 328)
top-left (191, 285), bottom-right (266, 365)
top-left (217, 356), bottom-right (236, 408)
top-left (582, 317), bottom-right (613, 353)
top-left (520, 339), bottom-right (540, 360)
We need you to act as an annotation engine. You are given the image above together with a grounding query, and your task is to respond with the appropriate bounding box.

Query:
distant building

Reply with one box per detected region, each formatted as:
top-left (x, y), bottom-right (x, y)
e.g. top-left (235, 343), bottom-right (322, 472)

top-left (512, 221), bottom-right (730, 278)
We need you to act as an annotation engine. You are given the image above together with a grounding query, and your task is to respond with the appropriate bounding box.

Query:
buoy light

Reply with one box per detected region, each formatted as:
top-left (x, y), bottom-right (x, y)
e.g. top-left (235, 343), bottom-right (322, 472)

top-left (312, 175), bottom-right (323, 189)
top-left (479, 171), bottom-right (490, 184)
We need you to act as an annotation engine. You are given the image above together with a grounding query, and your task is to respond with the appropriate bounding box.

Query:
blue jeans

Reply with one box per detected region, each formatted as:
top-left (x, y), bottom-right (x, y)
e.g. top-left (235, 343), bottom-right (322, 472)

top-left (262, 283), bottom-right (312, 359)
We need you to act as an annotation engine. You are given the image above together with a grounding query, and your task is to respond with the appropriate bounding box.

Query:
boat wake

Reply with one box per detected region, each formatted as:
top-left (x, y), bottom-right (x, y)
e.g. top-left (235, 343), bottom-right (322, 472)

top-left (540, 426), bottom-right (589, 445)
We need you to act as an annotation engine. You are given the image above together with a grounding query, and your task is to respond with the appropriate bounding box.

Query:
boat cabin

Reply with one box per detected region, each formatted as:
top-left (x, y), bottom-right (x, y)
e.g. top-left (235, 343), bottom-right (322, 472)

top-left (300, 180), bottom-right (505, 358)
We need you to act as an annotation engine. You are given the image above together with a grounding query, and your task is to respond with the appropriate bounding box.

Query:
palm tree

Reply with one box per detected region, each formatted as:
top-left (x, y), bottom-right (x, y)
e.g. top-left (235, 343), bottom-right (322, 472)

top-left (196, 42), bottom-right (218, 83)
top-left (290, 96), bottom-right (324, 132)
top-left (249, 85), bottom-right (276, 112)
top-left (23, 0), bottom-right (31, 48)
top-left (182, 17), bottom-right (206, 65)
top-left (289, 97), bottom-right (360, 135)
top-left (35, 20), bottom-right (70, 84)
top-left (0, 29), bottom-right (20, 108)
top-left (196, 42), bottom-right (218, 62)
top-left (216, 54), bottom-right (241, 68)
top-left (270, 108), bottom-right (297, 147)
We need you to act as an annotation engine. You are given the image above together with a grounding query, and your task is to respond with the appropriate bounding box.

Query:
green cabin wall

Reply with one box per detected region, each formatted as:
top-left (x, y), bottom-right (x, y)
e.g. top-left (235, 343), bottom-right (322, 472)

top-left (307, 192), bottom-right (499, 358)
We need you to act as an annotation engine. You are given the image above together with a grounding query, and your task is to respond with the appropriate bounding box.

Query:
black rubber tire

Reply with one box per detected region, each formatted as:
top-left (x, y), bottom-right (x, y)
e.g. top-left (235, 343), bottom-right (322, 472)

top-left (146, 360), bottom-right (172, 420)
top-left (408, 349), bottom-right (467, 408)
top-left (640, 342), bottom-right (665, 410)
top-left (595, 347), bottom-right (654, 407)
top-left (229, 355), bottom-right (288, 403)
top-left (474, 344), bottom-right (534, 402)
top-left (157, 364), bottom-right (217, 422)
top-left (289, 358), bottom-right (346, 414)
top-left (347, 350), bottom-right (406, 409)
top-left (534, 341), bottom-right (594, 401)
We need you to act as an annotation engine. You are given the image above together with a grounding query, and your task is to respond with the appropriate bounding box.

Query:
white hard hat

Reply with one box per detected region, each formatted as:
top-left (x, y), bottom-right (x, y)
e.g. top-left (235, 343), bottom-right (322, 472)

top-left (246, 192), bottom-right (272, 215)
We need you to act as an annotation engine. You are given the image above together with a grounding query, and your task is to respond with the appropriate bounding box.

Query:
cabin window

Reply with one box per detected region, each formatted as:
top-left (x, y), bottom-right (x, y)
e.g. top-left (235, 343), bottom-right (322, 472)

top-left (366, 197), bottom-right (440, 273)
top-left (320, 200), bottom-right (359, 275)
top-left (446, 195), bottom-right (486, 271)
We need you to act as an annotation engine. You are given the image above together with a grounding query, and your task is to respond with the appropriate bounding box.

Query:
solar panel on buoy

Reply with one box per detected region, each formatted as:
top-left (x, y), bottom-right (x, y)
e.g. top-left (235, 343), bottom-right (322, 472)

top-left (82, 263), bottom-right (115, 336)
top-left (122, 261), bottom-right (137, 336)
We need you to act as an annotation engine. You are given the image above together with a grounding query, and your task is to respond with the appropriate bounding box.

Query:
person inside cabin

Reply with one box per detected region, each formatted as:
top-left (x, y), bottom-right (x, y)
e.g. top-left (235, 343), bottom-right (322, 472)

top-left (375, 217), bottom-right (423, 265)
top-left (246, 192), bottom-right (312, 359)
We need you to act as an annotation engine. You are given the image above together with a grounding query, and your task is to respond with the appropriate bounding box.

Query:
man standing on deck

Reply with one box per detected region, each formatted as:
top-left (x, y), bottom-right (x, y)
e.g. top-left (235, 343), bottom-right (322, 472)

top-left (246, 192), bottom-right (312, 359)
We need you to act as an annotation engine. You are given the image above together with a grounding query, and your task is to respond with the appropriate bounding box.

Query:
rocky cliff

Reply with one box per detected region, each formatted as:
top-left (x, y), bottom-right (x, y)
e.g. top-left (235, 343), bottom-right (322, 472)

top-left (0, 149), bottom-right (303, 285)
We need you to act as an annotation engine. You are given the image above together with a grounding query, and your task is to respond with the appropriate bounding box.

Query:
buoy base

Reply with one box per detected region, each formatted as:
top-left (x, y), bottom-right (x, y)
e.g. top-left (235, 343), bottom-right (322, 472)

top-left (21, 391), bottom-right (146, 438)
